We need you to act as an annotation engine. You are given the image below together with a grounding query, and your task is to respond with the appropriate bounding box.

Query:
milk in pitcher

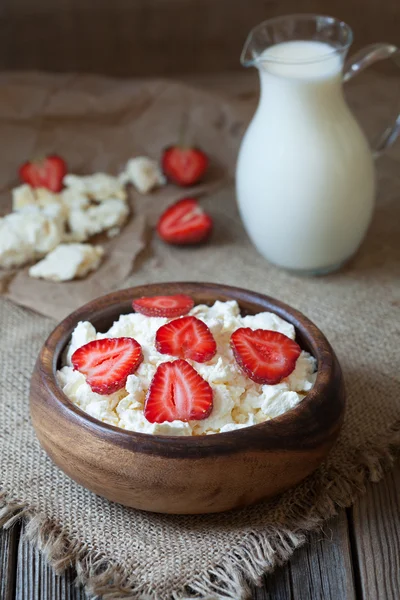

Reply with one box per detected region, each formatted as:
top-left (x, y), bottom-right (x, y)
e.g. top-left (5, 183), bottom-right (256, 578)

top-left (236, 39), bottom-right (375, 273)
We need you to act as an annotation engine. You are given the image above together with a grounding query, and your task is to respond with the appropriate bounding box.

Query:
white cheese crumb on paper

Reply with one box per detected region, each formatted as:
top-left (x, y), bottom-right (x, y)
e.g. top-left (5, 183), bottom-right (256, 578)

top-left (29, 243), bottom-right (104, 282)
top-left (119, 157), bottom-right (166, 194)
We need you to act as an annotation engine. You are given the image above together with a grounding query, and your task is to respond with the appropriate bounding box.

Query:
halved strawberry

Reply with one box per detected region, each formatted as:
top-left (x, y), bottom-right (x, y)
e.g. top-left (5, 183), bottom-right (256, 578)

top-left (162, 146), bottom-right (208, 186)
top-left (144, 359), bottom-right (213, 423)
top-left (132, 294), bottom-right (194, 318)
top-left (230, 328), bottom-right (301, 385)
top-left (19, 155), bottom-right (67, 192)
top-left (157, 197), bottom-right (213, 245)
top-left (71, 337), bottom-right (143, 395)
top-left (156, 316), bottom-right (217, 363)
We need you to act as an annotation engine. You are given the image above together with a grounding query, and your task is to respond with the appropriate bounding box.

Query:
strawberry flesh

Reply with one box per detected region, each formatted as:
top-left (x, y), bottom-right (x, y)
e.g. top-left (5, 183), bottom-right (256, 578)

top-left (230, 328), bottom-right (301, 385)
top-left (162, 146), bottom-right (208, 186)
top-left (19, 155), bottom-right (67, 193)
top-left (132, 294), bottom-right (194, 318)
top-left (157, 197), bottom-right (213, 245)
top-left (71, 337), bottom-right (143, 395)
top-left (144, 359), bottom-right (213, 423)
top-left (156, 316), bottom-right (217, 363)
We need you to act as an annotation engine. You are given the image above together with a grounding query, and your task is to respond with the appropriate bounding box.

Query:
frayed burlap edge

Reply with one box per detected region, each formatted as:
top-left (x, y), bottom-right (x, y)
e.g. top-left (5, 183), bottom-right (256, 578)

top-left (1, 423), bottom-right (399, 600)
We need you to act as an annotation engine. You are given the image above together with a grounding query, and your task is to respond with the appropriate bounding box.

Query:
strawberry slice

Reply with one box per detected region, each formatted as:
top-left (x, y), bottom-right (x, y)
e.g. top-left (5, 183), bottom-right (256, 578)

top-left (230, 328), bottom-right (301, 385)
top-left (156, 316), bottom-right (217, 363)
top-left (157, 197), bottom-right (213, 245)
top-left (71, 337), bottom-right (143, 395)
top-left (132, 294), bottom-right (194, 318)
top-left (19, 155), bottom-right (67, 193)
top-left (162, 146), bottom-right (208, 186)
top-left (144, 359), bottom-right (213, 423)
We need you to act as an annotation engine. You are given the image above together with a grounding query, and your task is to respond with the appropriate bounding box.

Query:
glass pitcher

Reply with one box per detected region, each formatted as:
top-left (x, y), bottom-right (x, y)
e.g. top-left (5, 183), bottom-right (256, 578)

top-left (236, 14), bottom-right (399, 275)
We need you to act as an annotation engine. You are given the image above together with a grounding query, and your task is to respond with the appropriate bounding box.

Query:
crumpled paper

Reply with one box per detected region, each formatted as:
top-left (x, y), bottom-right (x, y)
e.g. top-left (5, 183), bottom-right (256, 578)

top-left (6, 210), bottom-right (147, 321)
top-left (0, 73), bottom-right (242, 319)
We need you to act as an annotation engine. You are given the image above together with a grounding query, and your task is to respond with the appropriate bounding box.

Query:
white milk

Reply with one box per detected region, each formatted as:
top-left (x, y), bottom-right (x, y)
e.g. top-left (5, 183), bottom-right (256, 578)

top-left (236, 40), bottom-right (375, 273)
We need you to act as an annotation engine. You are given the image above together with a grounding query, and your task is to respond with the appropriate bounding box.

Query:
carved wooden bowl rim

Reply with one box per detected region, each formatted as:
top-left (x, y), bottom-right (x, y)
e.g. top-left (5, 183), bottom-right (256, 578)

top-left (36, 281), bottom-right (343, 458)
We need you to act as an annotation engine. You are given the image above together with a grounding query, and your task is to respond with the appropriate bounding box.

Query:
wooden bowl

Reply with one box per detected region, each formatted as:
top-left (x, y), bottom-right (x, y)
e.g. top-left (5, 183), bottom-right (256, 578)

top-left (30, 282), bottom-right (345, 514)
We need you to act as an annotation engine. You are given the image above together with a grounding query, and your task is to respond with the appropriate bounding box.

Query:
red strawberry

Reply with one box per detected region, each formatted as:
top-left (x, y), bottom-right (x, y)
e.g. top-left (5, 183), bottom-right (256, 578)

top-left (132, 294), bottom-right (194, 318)
top-left (71, 337), bottom-right (143, 395)
top-left (162, 146), bottom-right (208, 186)
top-left (19, 155), bottom-right (67, 193)
top-left (144, 359), bottom-right (213, 423)
top-left (230, 328), bottom-right (301, 385)
top-left (156, 316), bottom-right (217, 363)
top-left (157, 197), bottom-right (213, 245)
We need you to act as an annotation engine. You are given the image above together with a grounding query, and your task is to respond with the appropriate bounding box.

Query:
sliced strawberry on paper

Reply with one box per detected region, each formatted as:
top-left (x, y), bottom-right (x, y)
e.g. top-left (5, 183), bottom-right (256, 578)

top-left (162, 146), bottom-right (208, 186)
top-left (19, 155), bottom-right (67, 192)
top-left (71, 337), bottom-right (143, 395)
top-left (144, 359), bottom-right (213, 423)
top-left (132, 294), bottom-right (194, 318)
top-left (230, 328), bottom-right (301, 385)
top-left (157, 197), bottom-right (213, 245)
top-left (156, 316), bottom-right (217, 363)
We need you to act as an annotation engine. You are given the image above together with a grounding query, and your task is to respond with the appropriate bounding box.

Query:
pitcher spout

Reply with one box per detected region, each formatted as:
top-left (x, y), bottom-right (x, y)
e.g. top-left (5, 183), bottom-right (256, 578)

top-left (240, 14), bottom-right (353, 70)
top-left (240, 23), bottom-right (271, 68)
top-left (240, 30), bottom-right (259, 68)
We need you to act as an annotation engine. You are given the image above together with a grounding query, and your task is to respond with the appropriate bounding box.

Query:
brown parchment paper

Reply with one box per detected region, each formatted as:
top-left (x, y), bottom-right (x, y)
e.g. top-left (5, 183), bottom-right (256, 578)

top-left (0, 72), bottom-right (237, 318)
top-left (7, 211), bottom-right (147, 321)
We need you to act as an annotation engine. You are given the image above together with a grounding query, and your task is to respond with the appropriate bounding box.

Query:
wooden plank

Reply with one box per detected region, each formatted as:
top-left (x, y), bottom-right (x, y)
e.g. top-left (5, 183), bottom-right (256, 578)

top-left (252, 511), bottom-right (356, 599)
top-left (350, 462), bottom-right (400, 600)
top-left (3, 470), bottom-right (397, 600)
top-left (0, 523), bottom-right (20, 600)
top-left (6, 512), bottom-right (356, 600)
top-left (15, 522), bottom-right (86, 600)
top-left (0, 0), bottom-right (399, 76)
top-left (253, 562), bottom-right (292, 599)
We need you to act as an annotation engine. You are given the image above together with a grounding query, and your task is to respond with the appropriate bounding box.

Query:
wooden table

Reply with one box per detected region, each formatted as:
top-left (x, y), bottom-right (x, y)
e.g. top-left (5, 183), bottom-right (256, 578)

top-left (1, 71), bottom-right (399, 599)
top-left (1, 463), bottom-right (399, 599)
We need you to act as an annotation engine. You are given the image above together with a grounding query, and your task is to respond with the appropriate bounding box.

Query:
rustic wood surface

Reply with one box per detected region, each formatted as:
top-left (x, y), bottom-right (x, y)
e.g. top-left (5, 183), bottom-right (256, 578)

top-left (1, 0), bottom-right (399, 76)
top-left (1, 66), bottom-right (399, 597)
top-left (30, 282), bottom-right (345, 514)
top-left (1, 464), bottom-right (399, 598)
top-left (0, 524), bottom-right (19, 600)
top-left (15, 525), bottom-right (84, 600)
top-left (351, 467), bottom-right (400, 600)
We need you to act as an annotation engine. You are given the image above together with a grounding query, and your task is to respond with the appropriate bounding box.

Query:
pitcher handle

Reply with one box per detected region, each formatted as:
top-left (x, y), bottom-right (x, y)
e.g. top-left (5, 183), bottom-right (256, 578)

top-left (343, 43), bottom-right (400, 157)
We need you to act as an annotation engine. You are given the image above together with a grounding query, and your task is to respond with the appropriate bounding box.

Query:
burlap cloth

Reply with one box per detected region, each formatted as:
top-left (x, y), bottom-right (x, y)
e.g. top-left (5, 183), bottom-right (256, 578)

top-left (0, 72), bottom-right (399, 600)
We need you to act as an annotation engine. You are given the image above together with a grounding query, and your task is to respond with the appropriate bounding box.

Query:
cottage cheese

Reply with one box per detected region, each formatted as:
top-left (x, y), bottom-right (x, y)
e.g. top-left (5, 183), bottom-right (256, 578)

top-left (12, 184), bottom-right (66, 214)
top-left (3, 173), bottom-right (132, 275)
top-left (65, 199), bottom-right (129, 242)
top-left (57, 300), bottom-right (317, 436)
top-left (0, 205), bottom-right (64, 268)
top-left (11, 180), bottom-right (129, 244)
top-left (12, 184), bottom-right (37, 210)
top-left (29, 243), bottom-right (104, 281)
top-left (119, 157), bottom-right (166, 194)
top-left (63, 173), bottom-right (127, 202)
top-left (59, 173), bottom-right (129, 241)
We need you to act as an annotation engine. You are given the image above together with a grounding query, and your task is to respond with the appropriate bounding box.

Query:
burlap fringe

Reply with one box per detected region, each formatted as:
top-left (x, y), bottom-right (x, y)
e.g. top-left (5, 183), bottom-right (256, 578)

top-left (1, 423), bottom-right (399, 600)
